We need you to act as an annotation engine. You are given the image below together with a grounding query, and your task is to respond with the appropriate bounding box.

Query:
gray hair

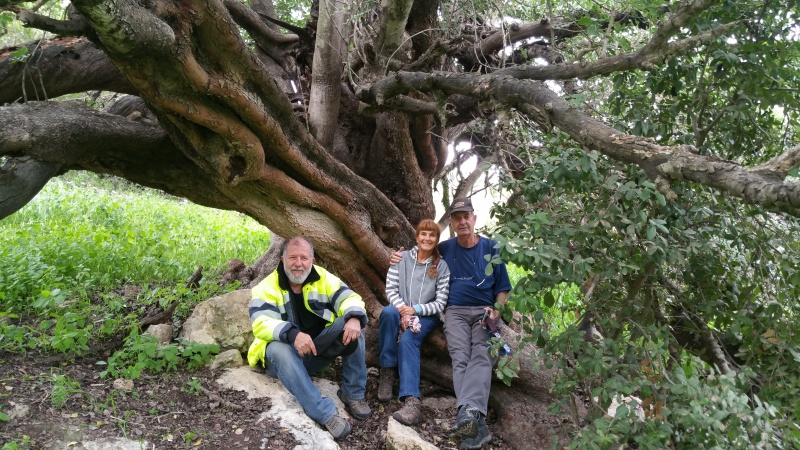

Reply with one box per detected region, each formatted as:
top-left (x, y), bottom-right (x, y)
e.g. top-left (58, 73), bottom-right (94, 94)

top-left (282, 236), bottom-right (315, 259)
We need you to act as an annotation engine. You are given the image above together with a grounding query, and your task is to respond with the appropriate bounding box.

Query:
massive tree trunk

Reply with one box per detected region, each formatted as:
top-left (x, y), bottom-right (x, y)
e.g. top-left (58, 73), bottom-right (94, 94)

top-left (1, 0), bottom-right (799, 446)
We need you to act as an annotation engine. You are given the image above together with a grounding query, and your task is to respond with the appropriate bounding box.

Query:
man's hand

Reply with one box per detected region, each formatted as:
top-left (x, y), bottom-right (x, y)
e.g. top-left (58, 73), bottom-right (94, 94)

top-left (389, 247), bottom-right (405, 265)
top-left (342, 317), bottom-right (362, 345)
top-left (294, 332), bottom-right (317, 357)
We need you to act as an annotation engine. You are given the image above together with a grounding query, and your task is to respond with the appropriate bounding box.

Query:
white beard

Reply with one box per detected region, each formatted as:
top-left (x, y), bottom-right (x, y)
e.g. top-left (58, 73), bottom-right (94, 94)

top-left (284, 265), bottom-right (311, 285)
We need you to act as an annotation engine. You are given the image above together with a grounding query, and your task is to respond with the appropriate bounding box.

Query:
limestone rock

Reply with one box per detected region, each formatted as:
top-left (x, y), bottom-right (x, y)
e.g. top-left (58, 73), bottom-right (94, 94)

top-left (6, 401), bottom-right (30, 420)
top-left (216, 366), bottom-right (345, 450)
top-left (179, 289), bottom-right (253, 353)
top-left (83, 437), bottom-right (151, 450)
top-left (386, 417), bottom-right (438, 450)
top-left (16, 423), bottom-right (149, 450)
top-left (112, 378), bottom-right (134, 392)
top-left (211, 349), bottom-right (245, 370)
top-left (144, 323), bottom-right (172, 345)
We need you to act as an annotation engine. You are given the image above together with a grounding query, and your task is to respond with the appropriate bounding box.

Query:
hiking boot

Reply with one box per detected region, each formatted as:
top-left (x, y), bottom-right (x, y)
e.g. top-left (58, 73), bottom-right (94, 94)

top-left (392, 396), bottom-right (421, 425)
top-left (451, 405), bottom-right (479, 438)
top-left (458, 416), bottom-right (492, 450)
top-left (324, 414), bottom-right (351, 440)
top-left (337, 389), bottom-right (372, 420)
top-left (377, 367), bottom-right (395, 402)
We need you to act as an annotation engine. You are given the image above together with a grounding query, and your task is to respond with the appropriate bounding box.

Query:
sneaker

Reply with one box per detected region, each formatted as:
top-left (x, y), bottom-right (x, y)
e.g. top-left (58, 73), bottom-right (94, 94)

top-left (392, 396), bottom-right (421, 425)
top-left (324, 414), bottom-right (351, 440)
top-left (378, 367), bottom-right (395, 402)
top-left (451, 405), bottom-right (479, 438)
top-left (337, 389), bottom-right (372, 420)
top-left (458, 416), bottom-right (492, 449)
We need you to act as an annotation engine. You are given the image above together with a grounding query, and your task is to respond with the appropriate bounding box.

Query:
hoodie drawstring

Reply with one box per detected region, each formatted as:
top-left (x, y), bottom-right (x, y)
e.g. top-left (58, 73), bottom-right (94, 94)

top-left (406, 251), bottom-right (430, 310)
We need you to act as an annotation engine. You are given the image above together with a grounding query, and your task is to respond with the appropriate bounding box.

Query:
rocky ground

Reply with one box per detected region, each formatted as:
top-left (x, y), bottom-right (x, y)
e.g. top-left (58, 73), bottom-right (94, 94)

top-left (0, 354), bottom-right (513, 449)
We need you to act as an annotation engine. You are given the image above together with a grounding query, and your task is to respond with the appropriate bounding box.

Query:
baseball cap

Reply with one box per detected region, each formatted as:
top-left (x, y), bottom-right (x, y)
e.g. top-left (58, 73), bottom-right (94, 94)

top-left (449, 197), bottom-right (474, 215)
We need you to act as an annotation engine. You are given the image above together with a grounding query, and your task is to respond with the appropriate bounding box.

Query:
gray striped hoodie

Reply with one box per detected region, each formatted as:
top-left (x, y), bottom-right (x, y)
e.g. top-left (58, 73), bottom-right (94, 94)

top-left (385, 246), bottom-right (450, 316)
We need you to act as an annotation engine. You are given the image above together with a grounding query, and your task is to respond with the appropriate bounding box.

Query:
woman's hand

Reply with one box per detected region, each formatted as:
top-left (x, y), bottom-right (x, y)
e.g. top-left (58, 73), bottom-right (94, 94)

top-left (398, 305), bottom-right (415, 316)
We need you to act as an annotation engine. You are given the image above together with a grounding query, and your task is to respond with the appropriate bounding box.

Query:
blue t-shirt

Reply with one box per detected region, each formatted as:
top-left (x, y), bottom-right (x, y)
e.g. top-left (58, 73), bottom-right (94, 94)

top-left (439, 236), bottom-right (512, 307)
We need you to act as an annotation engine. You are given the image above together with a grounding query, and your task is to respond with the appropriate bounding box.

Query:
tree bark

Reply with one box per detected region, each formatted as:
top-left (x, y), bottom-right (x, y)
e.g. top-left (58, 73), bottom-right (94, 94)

top-left (0, 156), bottom-right (61, 219)
top-left (0, 37), bottom-right (134, 103)
top-left (307, 0), bottom-right (347, 151)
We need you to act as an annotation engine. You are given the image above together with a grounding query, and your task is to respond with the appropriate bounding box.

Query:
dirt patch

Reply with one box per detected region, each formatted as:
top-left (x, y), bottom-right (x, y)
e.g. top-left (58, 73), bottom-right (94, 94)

top-left (0, 355), bottom-right (513, 449)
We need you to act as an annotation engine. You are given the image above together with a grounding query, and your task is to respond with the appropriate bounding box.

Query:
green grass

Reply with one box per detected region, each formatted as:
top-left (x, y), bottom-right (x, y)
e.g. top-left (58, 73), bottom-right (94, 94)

top-left (0, 172), bottom-right (269, 309)
top-left (0, 172), bottom-right (269, 356)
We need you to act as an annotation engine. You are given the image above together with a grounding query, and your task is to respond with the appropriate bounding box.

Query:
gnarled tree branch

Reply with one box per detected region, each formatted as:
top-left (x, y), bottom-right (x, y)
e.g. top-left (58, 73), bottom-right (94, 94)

top-left (0, 37), bottom-right (135, 104)
top-left (13, 8), bottom-right (91, 36)
top-left (364, 71), bottom-right (800, 216)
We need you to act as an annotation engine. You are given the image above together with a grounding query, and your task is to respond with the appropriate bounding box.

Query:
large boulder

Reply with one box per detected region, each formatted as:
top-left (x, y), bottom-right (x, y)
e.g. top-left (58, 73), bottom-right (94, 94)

top-left (216, 366), bottom-right (343, 450)
top-left (179, 289), bottom-right (253, 353)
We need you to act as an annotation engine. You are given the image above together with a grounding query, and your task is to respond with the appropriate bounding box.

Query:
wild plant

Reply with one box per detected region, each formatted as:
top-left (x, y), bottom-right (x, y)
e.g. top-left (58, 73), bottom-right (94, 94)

top-left (99, 330), bottom-right (219, 380)
top-left (48, 372), bottom-right (83, 409)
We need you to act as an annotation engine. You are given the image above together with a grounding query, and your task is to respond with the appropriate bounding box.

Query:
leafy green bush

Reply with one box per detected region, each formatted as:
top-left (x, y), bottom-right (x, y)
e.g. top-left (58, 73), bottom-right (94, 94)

top-left (99, 330), bottom-right (219, 380)
top-left (493, 134), bottom-right (800, 448)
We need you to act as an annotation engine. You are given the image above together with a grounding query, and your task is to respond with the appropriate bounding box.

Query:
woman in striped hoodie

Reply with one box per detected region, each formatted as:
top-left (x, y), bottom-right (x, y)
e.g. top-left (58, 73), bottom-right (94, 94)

top-left (378, 219), bottom-right (450, 425)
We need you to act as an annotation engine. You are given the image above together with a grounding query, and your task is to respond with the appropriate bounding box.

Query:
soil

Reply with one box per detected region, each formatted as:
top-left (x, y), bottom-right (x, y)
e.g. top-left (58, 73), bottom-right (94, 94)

top-left (0, 354), bottom-right (512, 449)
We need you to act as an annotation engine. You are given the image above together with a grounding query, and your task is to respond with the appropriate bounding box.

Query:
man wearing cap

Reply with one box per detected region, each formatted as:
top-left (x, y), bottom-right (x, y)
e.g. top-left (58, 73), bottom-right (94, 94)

top-left (391, 198), bottom-right (512, 450)
top-left (247, 236), bottom-right (371, 440)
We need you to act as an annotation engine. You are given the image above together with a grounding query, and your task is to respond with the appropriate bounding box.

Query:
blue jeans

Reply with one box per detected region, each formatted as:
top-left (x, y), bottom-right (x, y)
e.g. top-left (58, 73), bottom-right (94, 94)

top-left (265, 316), bottom-right (367, 425)
top-left (378, 304), bottom-right (441, 399)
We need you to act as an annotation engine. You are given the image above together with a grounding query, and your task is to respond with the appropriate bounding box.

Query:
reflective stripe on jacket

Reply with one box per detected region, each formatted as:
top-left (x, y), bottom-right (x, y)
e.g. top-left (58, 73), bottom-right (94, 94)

top-left (247, 263), bottom-right (366, 368)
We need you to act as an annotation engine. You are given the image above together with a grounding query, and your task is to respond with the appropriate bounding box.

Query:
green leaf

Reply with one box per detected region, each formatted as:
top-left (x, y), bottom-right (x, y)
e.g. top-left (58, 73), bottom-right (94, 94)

top-left (646, 225), bottom-right (656, 240)
top-left (543, 291), bottom-right (555, 308)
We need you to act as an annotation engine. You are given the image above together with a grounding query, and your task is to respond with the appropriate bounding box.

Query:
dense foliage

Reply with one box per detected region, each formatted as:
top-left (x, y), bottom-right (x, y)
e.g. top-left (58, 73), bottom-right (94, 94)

top-left (495, 140), bottom-right (799, 448)
top-left (490, 22), bottom-right (800, 445)
top-left (475, 1), bottom-right (800, 446)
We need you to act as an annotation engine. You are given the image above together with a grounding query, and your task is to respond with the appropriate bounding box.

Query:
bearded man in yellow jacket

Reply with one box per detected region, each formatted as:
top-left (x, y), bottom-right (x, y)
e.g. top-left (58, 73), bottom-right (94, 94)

top-left (247, 236), bottom-right (371, 439)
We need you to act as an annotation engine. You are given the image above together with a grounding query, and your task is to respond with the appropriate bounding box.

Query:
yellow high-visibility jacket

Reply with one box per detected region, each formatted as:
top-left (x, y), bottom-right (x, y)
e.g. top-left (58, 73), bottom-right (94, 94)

top-left (247, 263), bottom-right (367, 368)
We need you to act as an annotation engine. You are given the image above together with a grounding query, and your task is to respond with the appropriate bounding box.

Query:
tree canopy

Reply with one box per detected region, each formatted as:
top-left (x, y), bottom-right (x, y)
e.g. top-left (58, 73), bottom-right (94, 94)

top-left (1, 0), bottom-right (799, 447)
